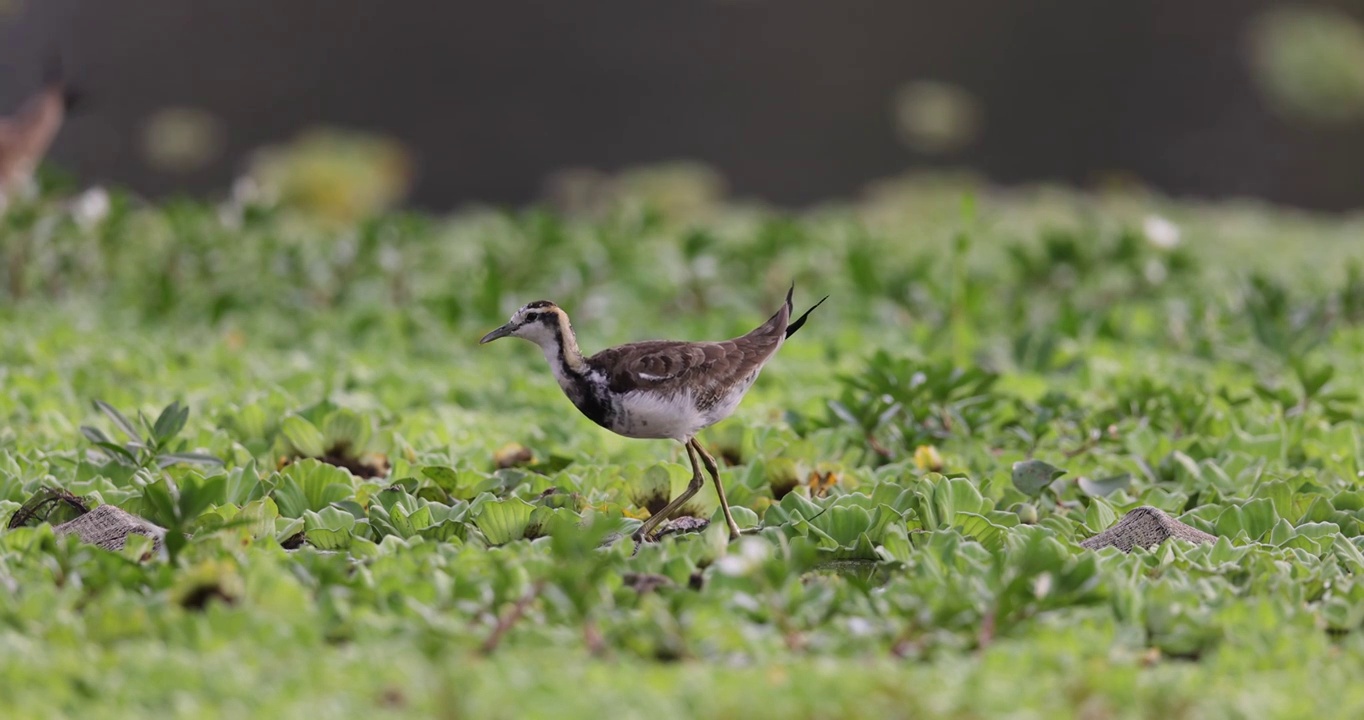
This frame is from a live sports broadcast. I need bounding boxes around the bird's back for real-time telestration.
[588,301,790,401]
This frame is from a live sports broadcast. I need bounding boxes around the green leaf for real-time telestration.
[955,511,1007,551]
[392,503,434,538]
[1238,498,1280,542]
[80,426,113,445]
[1083,498,1117,533]
[271,460,354,517]
[178,474,227,521]
[141,479,179,527]
[222,460,265,505]
[229,403,271,441]
[420,466,492,501]
[303,507,356,550]
[281,416,327,458]
[419,519,466,544]
[877,523,912,563]
[95,400,143,442]
[236,498,281,538]
[1252,479,1294,523]
[930,475,988,528]
[1214,505,1247,540]
[1334,535,1364,570]
[528,506,578,539]
[275,517,304,546]
[1285,522,1339,553]
[1295,360,1334,398]
[1011,459,1066,497]
[1334,491,1364,512]
[157,452,224,468]
[474,497,536,545]
[1268,517,1296,546]
[1300,494,1335,524]
[94,441,139,464]
[808,504,873,548]
[1168,451,1203,482]
[629,465,674,511]
[766,490,824,525]
[321,409,371,452]
[119,533,157,562]
[729,505,760,530]
[151,401,189,445]
[420,465,459,489]
[1078,474,1131,498]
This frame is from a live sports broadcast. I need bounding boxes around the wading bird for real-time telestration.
[0,57,81,209]
[480,287,826,542]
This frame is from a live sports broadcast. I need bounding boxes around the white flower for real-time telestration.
[1033,572,1054,599]
[715,536,772,576]
[1143,215,1181,249]
[72,187,111,229]
[232,176,272,206]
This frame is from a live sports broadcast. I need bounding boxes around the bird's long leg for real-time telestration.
[632,440,706,543]
[692,439,741,541]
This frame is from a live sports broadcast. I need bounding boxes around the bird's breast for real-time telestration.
[608,390,710,441]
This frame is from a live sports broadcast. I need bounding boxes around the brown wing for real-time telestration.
[589,341,719,394]
[0,119,17,165]
[3,92,64,159]
[589,298,791,397]
[588,339,776,401]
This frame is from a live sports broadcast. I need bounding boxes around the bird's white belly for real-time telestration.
[702,391,744,428]
[612,390,709,441]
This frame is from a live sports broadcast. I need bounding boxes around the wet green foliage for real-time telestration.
[5,176,1364,717]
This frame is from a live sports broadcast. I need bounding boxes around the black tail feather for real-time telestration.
[42,51,86,113]
[785,294,828,339]
[61,86,85,113]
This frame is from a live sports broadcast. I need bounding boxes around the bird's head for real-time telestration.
[479,300,567,348]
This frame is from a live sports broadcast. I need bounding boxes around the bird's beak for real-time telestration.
[479,324,512,344]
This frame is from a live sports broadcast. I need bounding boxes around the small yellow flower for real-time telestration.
[493,443,535,469]
[620,506,652,520]
[914,445,944,472]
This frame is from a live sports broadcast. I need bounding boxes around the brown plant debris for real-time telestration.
[279,443,390,479]
[53,504,166,552]
[621,572,675,594]
[179,582,238,610]
[6,486,89,530]
[655,516,711,538]
[1079,506,1216,552]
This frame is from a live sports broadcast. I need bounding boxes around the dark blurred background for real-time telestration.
[3,0,1364,212]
